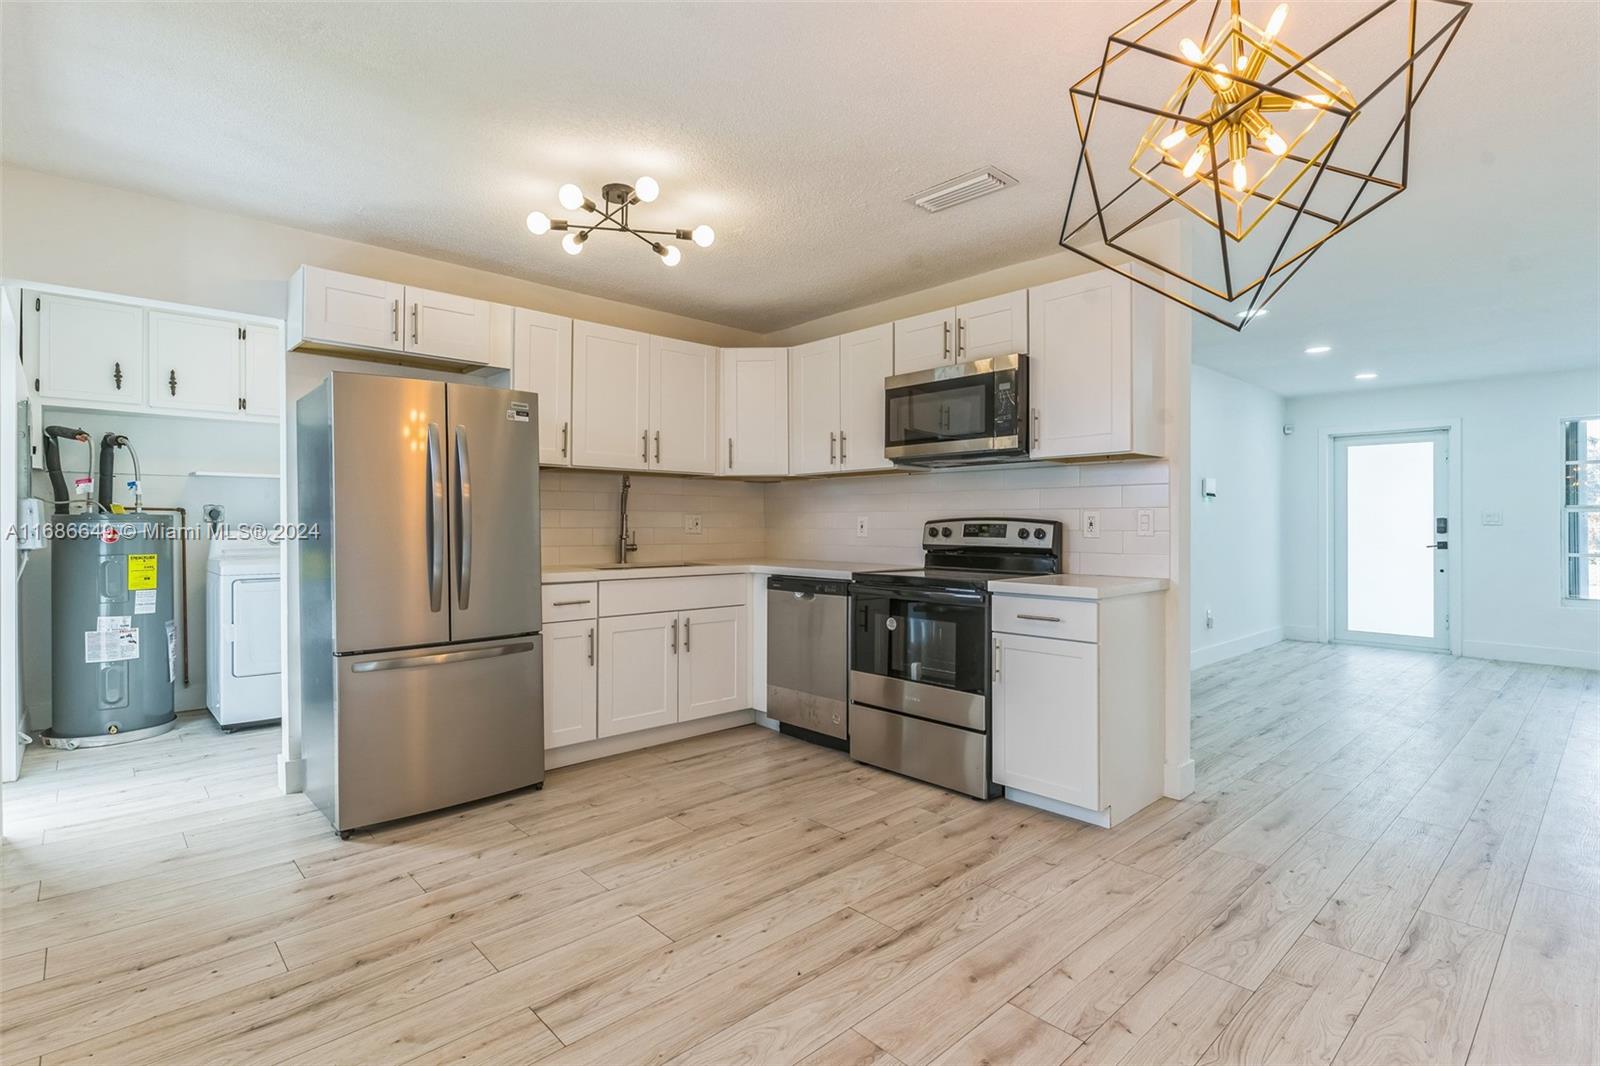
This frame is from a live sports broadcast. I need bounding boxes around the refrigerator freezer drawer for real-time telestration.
[319,636,544,832]
[849,702,991,800]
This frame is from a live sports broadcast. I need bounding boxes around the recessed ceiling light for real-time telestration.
[1354,372,1378,380]
[1236,308,1269,319]
[1304,345,1332,354]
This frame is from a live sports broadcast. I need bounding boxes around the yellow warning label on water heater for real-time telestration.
[127,554,158,590]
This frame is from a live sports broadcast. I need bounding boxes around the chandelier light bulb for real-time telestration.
[1179,37,1204,63]
[1265,131,1288,156]
[562,231,586,255]
[526,211,551,236]
[1160,128,1189,151]
[660,245,681,267]
[558,183,585,211]
[1264,3,1289,41]
[634,176,660,203]
[1182,143,1209,178]
[691,225,715,248]
[1231,159,1249,192]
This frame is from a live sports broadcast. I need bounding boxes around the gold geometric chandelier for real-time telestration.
[1060,0,1472,330]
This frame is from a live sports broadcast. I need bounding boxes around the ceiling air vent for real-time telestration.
[908,167,1018,213]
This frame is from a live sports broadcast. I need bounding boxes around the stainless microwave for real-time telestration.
[882,353,1029,467]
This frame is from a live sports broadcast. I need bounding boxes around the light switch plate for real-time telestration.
[856,516,869,537]
[683,514,703,535]
[1083,511,1100,539]
[1481,510,1503,526]
[1137,510,1154,536]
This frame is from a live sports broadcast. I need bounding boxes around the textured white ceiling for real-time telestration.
[2,1,1596,395]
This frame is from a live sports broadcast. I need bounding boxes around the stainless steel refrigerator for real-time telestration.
[296,372,543,834]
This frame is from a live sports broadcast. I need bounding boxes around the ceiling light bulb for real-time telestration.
[1179,38,1204,63]
[525,211,551,236]
[634,176,659,203]
[660,245,681,267]
[1265,132,1289,156]
[1354,371,1377,380]
[1182,143,1209,178]
[1211,62,1232,86]
[1231,159,1249,192]
[1295,93,1330,110]
[1304,345,1331,354]
[562,231,586,255]
[691,224,715,248]
[1236,54,1250,70]
[1264,3,1288,40]
[558,183,585,211]
[1159,128,1188,151]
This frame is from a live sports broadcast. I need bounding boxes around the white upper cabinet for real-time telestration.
[512,308,574,466]
[788,336,842,475]
[719,348,789,477]
[404,285,492,366]
[147,311,242,415]
[892,307,956,374]
[956,290,1028,362]
[571,320,650,471]
[838,324,894,473]
[31,292,145,406]
[1029,270,1165,459]
[292,266,405,354]
[649,336,718,475]
[241,323,283,419]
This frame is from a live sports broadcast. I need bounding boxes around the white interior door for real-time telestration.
[1333,430,1451,651]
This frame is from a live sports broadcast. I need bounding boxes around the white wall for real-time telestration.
[1283,368,1600,669]
[1189,366,1286,668]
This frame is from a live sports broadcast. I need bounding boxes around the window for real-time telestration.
[1564,416,1600,601]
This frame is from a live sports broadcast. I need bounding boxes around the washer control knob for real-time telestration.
[1035,527,1048,540]
[1017,528,1030,539]
[941,527,953,538]
[927,526,940,538]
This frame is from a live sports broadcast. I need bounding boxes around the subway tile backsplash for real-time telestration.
[541,460,1169,578]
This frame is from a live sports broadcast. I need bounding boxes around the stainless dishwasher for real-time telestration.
[766,576,850,748]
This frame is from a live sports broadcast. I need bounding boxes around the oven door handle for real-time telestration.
[850,584,987,606]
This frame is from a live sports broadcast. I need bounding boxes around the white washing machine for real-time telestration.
[206,537,282,730]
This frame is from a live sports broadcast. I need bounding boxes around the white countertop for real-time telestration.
[986,574,1170,600]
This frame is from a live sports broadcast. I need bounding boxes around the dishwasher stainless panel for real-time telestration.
[766,576,850,741]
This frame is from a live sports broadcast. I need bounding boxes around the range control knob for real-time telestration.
[941,527,953,538]
[1034,527,1048,540]
[1017,528,1030,539]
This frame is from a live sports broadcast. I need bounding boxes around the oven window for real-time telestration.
[851,591,988,695]
[886,376,994,446]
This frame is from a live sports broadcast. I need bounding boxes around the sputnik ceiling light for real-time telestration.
[1059,0,1471,330]
[526,178,714,266]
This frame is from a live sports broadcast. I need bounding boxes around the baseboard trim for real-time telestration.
[547,710,757,769]
[1283,625,1322,643]
[1164,758,1195,799]
[1191,627,1285,670]
[277,754,305,795]
[1462,640,1600,671]
[1003,787,1113,828]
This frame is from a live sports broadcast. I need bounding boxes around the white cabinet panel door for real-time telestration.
[404,286,491,366]
[678,606,747,722]
[838,324,894,473]
[512,308,573,466]
[992,632,1099,810]
[571,321,650,471]
[147,311,241,414]
[892,307,955,373]
[301,266,404,352]
[35,293,145,405]
[1029,272,1131,458]
[788,336,841,475]
[719,348,789,476]
[241,322,283,419]
[957,289,1028,362]
[598,611,679,737]
[544,618,598,749]
[649,336,718,475]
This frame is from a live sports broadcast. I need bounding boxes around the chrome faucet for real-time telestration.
[618,475,638,563]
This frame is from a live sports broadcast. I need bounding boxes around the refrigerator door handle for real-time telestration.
[351,641,537,673]
[455,425,472,611]
[426,422,445,613]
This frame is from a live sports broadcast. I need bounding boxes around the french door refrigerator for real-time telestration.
[297,372,543,834]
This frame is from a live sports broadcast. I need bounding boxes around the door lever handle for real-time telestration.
[1424,541,1448,549]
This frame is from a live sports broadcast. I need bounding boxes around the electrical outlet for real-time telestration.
[1481,510,1503,526]
[1205,608,1214,630]
[683,514,703,535]
[855,516,869,538]
[1083,511,1100,539]
[1137,509,1154,536]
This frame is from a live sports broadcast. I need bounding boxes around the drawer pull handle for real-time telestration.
[552,598,592,607]
[1017,613,1063,623]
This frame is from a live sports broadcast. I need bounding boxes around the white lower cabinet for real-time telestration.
[598,611,680,737]
[679,606,747,721]
[544,619,598,749]
[992,632,1099,810]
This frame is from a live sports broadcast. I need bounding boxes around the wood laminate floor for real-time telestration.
[1,642,1596,1066]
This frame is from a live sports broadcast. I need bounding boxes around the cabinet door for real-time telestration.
[992,632,1099,810]
[512,309,573,466]
[300,266,404,352]
[1029,272,1133,458]
[892,307,955,373]
[545,618,598,749]
[649,336,718,475]
[34,293,145,405]
[571,321,650,471]
[788,336,841,475]
[678,606,747,722]
[405,286,491,366]
[719,348,789,476]
[838,324,894,473]
[147,311,242,414]
[241,323,284,419]
[957,289,1028,361]
[597,611,678,737]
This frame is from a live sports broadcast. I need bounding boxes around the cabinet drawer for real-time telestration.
[992,595,1097,642]
[542,582,598,622]
[599,575,746,617]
